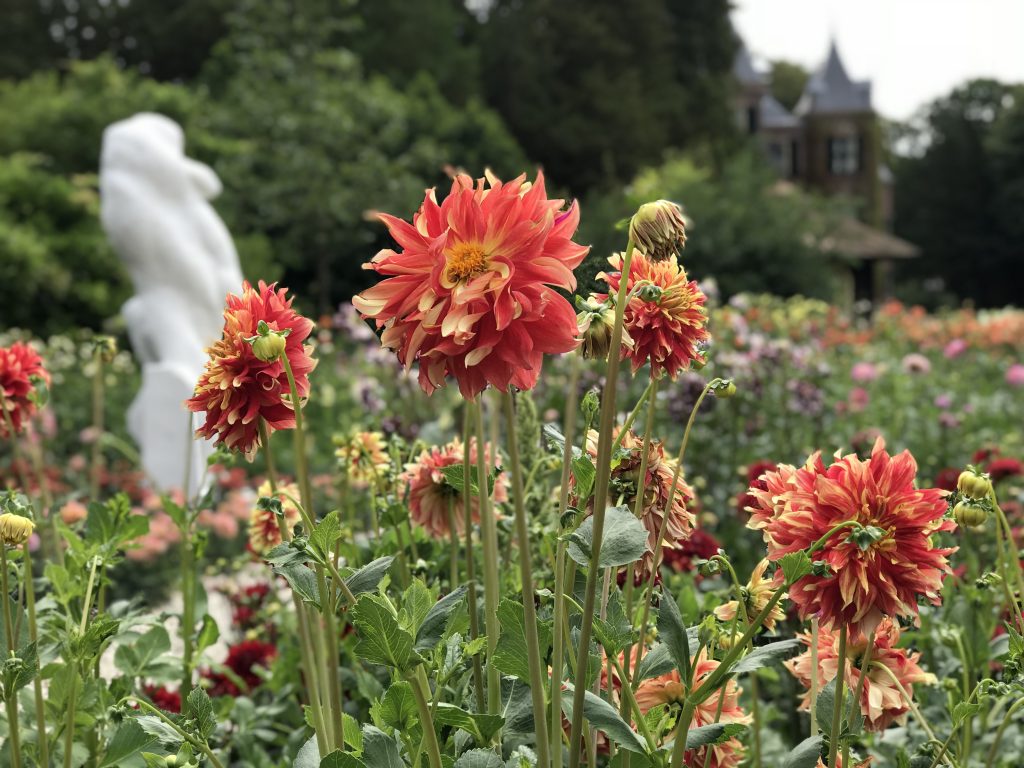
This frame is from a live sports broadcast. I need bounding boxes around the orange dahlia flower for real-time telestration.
[0,342,50,438]
[353,171,588,398]
[188,282,316,459]
[786,618,935,732]
[597,251,710,380]
[749,439,954,636]
[248,480,302,555]
[577,428,695,577]
[635,649,751,768]
[401,437,506,539]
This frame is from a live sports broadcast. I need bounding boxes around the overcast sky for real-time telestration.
[731,0,1024,120]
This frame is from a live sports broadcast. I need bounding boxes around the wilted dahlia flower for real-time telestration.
[597,251,710,380]
[749,438,954,636]
[577,428,695,577]
[786,618,935,732]
[401,437,506,539]
[248,480,302,555]
[188,282,316,460]
[354,171,589,398]
[635,649,751,768]
[0,341,50,438]
[714,558,786,644]
[336,430,390,487]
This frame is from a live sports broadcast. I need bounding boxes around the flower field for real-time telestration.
[1,180,1024,768]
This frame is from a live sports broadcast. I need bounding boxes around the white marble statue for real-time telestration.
[100,112,243,497]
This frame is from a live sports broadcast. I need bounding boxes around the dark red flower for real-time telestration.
[0,342,50,438]
[144,684,181,713]
[933,467,961,492]
[736,461,778,515]
[987,458,1023,482]
[663,527,721,574]
[205,639,277,697]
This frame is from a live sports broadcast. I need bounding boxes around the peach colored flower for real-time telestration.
[578,428,695,577]
[248,480,302,555]
[127,510,181,562]
[197,508,240,539]
[59,500,89,525]
[786,618,935,732]
[635,649,751,768]
[336,431,390,487]
[401,437,506,539]
[188,281,316,460]
[714,559,786,645]
[750,439,954,636]
[354,171,588,398]
[596,251,710,380]
[0,342,49,438]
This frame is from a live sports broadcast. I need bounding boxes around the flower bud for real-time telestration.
[629,200,688,262]
[636,283,664,303]
[576,298,617,361]
[251,331,288,362]
[0,512,34,546]
[953,500,988,528]
[713,380,737,399]
[957,469,992,500]
[94,335,118,363]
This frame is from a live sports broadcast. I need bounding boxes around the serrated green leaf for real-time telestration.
[360,725,404,768]
[561,682,647,754]
[321,751,365,768]
[952,701,981,726]
[454,749,504,768]
[730,639,801,675]
[779,551,813,584]
[566,505,648,569]
[571,454,596,502]
[273,562,321,609]
[493,599,551,682]
[434,704,505,744]
[656,589,692,674]
[115,625,172,678]
[135,716,183,747]
[185,687,216,740]
[345,557,395,596]
[351,594,417,671]
[815,677,838,737]
[372,681,418,735]
[309,511,343,563]
[98,720,157,768]
[400,579,435,636]
[342,712,362,750]
[593,590,634,654]
[416,586,467,652]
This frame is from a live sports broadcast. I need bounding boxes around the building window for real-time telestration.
[790,139,799,177]
[767,141,784,173]
[747,106,758,134]
[828,136,860,175]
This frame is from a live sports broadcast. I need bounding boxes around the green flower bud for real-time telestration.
[629,200,689,262]
[953,500,988,528]
[251,331,288,362]
[957,469,992,500]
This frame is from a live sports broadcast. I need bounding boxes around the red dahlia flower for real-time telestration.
[401,437,507,539]
[143,684,181,713]
[0,342,50,438]
[188,281,316,459]
[354,171,589,398]
[205,639,277,697]
[749,439,954,636]
[736,460,778,515]
[596,251,710,380]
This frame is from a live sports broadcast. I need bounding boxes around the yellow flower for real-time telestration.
[0,513,35,546]
[714,559,786,646]
[336,431,390,487]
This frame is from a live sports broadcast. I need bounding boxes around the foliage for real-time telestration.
[770,60,809,112]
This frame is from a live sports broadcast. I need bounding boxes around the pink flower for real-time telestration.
[1006,364,1024,388]
[850,362,878,383]
[900,353,931,375]
[943,339,968,359]
[848,387,870,412]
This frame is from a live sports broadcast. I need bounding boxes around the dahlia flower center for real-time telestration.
[445,241,490,283]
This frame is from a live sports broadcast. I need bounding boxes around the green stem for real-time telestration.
[985,697,1024,768]
[409,666,444,768]
[669,700,697,768]
[472,399,503,721]
[181,534,195,701]
[462,406,486,715]
[24,543,48,767]
[446,498,459,589]
[844,628,875,768]
[63,665,77,768]
[809,618,820,734]
[131,698,226,768]
[826,626,847,768]
[568,239,636,768]
[1,545,22,768]
[89,352,104,500]
[502,392,551,768]
[550,354,580,768]
[80,556,100,635]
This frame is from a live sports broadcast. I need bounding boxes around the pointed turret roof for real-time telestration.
[733,41,767,89]
[795,40,872,115]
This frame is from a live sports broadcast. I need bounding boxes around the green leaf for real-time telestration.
[434,704,505,744]
[197,614,220,654]
[565,505,648,569]
[360,725,404,768]
[815,678,837,737]
[730,639,801,675]
[115,625,172,678]
[493,599,551,682]
[309,511,343,563]
[952,701,982,727]
[454,749,504,768]
[561,682,647,754]
[439,464,497,496]
[345,556,395,596]
[655,589,692,674]
[400,579,435,636]
[185,687,216,741]
[142,754,169,768]
[593,590,634,654]
[342,713,363,750]
[636,643,676,682]
[322,751,365,768]
[98,721,157,768]
[783,735,824,768]
[416,586,467,652]
[684,723,746,749]
[274,562,321,609]
[372,681,419,735]
[571,454,596,502]
[3,641,38,692]
[135,716,183,747]
[779,551,813,584]
[351,594,417,671]
[295,735,320,768]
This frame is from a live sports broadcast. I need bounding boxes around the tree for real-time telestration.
[893,79,1023,307]
[770,60,809,112]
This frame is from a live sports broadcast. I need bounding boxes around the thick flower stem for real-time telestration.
[472,399,503,721]
[181,534,196,705]
[503,391,551,768]
[669,700,697,768]
[1,545,22,768]
[809,618,820,733]
[827,626,848,768]
[89,351,105,500]
[843,628,875,768]
[568,239,636,768]
[409,665,444,768]
[550,354,580,768]
[461,407,486,714]
[23,543,48,767]
[985,697,1024,768]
